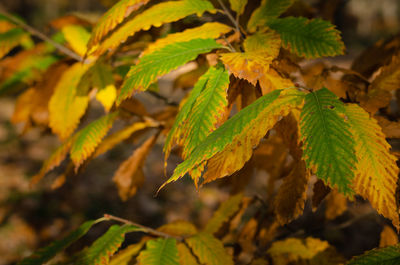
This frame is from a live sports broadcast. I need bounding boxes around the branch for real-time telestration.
[216,0,244,39]
[147,90,179,106]
[104,214,184,241]
[0,9,83,62]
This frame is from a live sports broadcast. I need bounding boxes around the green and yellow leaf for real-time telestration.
[75,224,139,265]
[70,111,119,170]
[91,0,216,56]
[137,238,180,265]
[347,244,400,265]
[177,243,199,265]
[87,0,150,50]
[229,0,248,16]
[247,0,294,32]
[62,25,90,56]
[268,17,345,58]
[300,88,356,195]
[243,30,281,58]
[18,219,104,265]
[0,27,27,59]
[186,233,234,265]
[143,22,232,55]
[49,62,91,140]
[158,221,198,238]
[345,104,399,229]
[118,38,224,104]
[113,133,159,201]
[161,88,305,189]
[109,241,146,265]
[91,62,117,111]
[204,193,243,234]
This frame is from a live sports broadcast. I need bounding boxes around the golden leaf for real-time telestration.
[346,104,400,229]
[61,25,90,56]
[49,62,91,140]
[158,221,198,237]
[370,54,400,91]
[259,68,293,95]
[177,243,199,265]
[324,189,347,220]
[379,225,399,247]
[243,30,281,58]
[274,161,309,225]
[113,133,158,200]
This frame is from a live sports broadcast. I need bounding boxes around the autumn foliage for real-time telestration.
[1,0,400,264]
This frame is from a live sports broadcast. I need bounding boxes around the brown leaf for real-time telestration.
[358,88,392,114]
[376,116,400,138]
[324,190,347,220]
[379,225,399,247]
[312,179,331,211]
[113,133,159,201]
[274,161,309,225]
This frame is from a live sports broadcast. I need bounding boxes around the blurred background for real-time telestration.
[0,0,399,264]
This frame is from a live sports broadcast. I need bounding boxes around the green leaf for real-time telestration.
[186,233,234,265]
[267,17,345,58]
[137,238,180,265]
[18,219,103,265]
[91,0,216,56]
[347,244,400,265]
[75,224,139,265]
[117,38,224,104]
[70,111,119,169]
[204,193,243,234]
[160,88,304,189]
[299,88,356,195]
[247,0,294,31]
[0,27,27,59]
[87,0,150,50]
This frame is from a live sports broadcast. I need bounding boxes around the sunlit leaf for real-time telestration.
[247,0,294,31]
[62,25,90,56]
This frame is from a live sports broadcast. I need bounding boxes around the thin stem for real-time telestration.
[147,90,178,106]
[0,9,83,62]
[216,0,243,39]
[104,214,184,241]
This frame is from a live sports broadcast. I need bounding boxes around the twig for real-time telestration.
[216,0,243,39]
[104,214,184,241]
[147,90,178,106]
[222,34,236,52]
[0,9,83,62]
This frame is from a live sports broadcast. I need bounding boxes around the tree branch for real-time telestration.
[104,214,184,241]
[0,9,83,62]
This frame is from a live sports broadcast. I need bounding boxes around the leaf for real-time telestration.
[143,22,232,56]
[370,54,400,92]
[158,221,198,237]
[247,0,294,31]
[109,241,145,265]
[204,193,243,234]
[324,189,347,220]
[345,104,400,229]
[186,232,234,265]
[267,17,345,58]
[300,88,356,195]
[268,237,343,265]
[177,243,199,265]
[243,30,281,58]
[259,68,294,95]
[380,225,399,248]
[229,0,248,16]
[113,133,159,201]
[87,0,150,50]
[274,161,309,225]
[76,224,139,265]
[118,39,224,104]
[137,238,180,265]
[70,111,119,170]
[17,219,103,265]
[91,62,117,112]
[91,0,216,56]
[62,25,90,56]
[0,27,27,59]
[94,121,157,158]
[347,244,400,265]
[161,88,305,189]
[49,62,91,140]
[179,65,230,160]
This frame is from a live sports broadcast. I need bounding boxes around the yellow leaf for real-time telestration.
[201,89,304,185]
[49,62,91,140]
[243,30,281,58]
[220,52,273,86]
[87,0,150,50]
[96,84,117,112]
[177,243,199,265]
[324,189,347,220]
[158,221,198,237]
[370,54,400,91]
[268,237,343,265]
[113,133,159,200]
[142,22,232,56]
[345,104,400,229]
[228,0,247,16]
[379,225,399,247]
[62,25,91,56]
[109,241,146,265]
[186,233,234,265]
[90,62,117,111]
[259,68,294,95]
[94,120,157,158]
[90,0,215,56]
[274,161,309,225]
